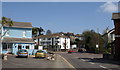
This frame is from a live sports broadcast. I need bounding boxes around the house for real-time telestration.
[107,28,115,43]
[1,22,34,55]
[102,28,115,54]
[33,34,70,51]
[103,28,115,43]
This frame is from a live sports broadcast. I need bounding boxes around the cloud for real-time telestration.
[99,2,118,13]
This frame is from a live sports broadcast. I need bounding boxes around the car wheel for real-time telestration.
[26,56,28,58]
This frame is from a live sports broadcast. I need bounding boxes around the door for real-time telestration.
[7,43,13,53]
[18,45,22,50]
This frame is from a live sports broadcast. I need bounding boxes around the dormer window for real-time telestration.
[6,30,10,36]
[23,31,26,37]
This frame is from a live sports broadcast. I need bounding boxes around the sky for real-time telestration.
[2,2,118,34]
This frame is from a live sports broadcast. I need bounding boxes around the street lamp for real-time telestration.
[96,44,99,53]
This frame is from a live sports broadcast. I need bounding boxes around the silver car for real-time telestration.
[17,49,28,58]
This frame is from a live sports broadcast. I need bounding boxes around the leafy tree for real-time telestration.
[32,27,39,36]
[0,17,13,53]
[32,27,44,36]
[82,30,104,53]
[32,27,44,46]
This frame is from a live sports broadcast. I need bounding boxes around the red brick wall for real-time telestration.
[114,20,120,60]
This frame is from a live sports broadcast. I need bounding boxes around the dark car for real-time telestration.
[17,49,28,58]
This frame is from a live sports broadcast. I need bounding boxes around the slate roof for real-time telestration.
[2,37,34,43]
[33,34,69,39]
[3,22,32,28]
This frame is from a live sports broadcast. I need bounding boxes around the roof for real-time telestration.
[33,34,69,39]
[2,37,34,43]
[102,28,115,37]
[3,21,32,28]
[112,13,120,20]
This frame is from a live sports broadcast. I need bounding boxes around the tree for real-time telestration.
[32,27,44,46]
[46,29,52,35]
[0,17,13,53]
[38,27,44,36]
[32,27,40,36]
[82,30,104,53]
[32,27,44,37]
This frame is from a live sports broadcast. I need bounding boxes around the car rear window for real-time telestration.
[37,51,44,53]
[19,50,27,52]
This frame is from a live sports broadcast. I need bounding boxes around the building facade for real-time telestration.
[34,34,70,51]
[2,22,34,55]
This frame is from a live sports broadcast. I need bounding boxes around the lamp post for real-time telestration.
[96,44,99,53]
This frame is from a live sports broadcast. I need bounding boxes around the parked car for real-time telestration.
[35,50,47,58]
[17,49,28,58]
[78,48,86,52]
[68,50,75,53]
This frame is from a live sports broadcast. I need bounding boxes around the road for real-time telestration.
[1,52,120,70]
[2,54,75,70]
[58,52,120,70]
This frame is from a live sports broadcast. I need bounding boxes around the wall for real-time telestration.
[12,43,34,55]
[60,37,70,49]
[37,37,70,50]
[3,27,32,38]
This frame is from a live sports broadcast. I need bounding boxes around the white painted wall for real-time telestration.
[37,37,70,50]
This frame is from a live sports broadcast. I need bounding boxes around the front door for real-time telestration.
[7,43,13,53]
[18,45,22,50]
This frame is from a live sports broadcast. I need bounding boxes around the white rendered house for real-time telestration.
[33,34,70,51]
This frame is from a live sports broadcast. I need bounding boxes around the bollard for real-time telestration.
[4,55,7,60]
[47,52,56,61]
[2,54,7,60]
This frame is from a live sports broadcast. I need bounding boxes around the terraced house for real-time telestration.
[1,22,34,55]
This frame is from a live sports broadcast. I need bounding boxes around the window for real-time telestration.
[2,43,7,50]
[23,31,26,37]
[43,38,46,40]
[47,38,51,40]
[56,37,59,39]
[26,46,29,49]
[34,45,38,49]
[6,30,10,36]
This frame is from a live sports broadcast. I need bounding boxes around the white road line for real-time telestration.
[89,62,95,64]
[99,65,107,69]
[58,55,75,69]
[108,69,112,70]
[81,59,86,61]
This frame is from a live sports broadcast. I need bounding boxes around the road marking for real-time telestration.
[89,62,95,64]
[108,69,112,70]
[58,55,75,69]
[99,65,107,69]
[81,59,86,61]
